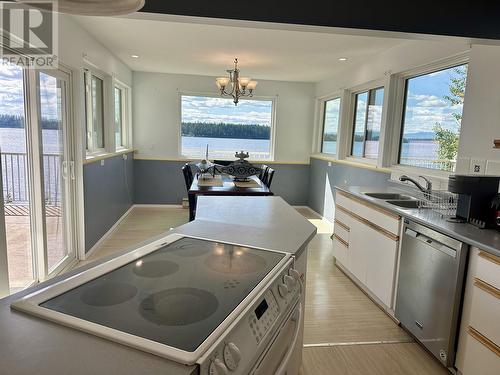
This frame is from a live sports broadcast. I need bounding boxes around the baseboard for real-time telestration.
[133,204,184,208]
[293,205,333,224]
[83,205,135,260]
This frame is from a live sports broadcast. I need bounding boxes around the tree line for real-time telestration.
[182,122,270,140]
[0,114,59,130]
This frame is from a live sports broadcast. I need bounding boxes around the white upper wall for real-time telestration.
[59,15,132,85]
[133,72,315,163]
[458,44,500,174]
[316,39,469,97]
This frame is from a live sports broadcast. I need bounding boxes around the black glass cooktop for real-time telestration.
[40,238,285,352]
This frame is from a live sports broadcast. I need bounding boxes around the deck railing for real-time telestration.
[1,152,61,205]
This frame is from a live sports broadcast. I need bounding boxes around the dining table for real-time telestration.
[187,174,273,221]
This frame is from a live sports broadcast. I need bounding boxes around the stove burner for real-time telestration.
[205,251,267,274]
[80,282,137,307]
[169,241,211,257]
[133,260,179,278]
[139,288,218,326]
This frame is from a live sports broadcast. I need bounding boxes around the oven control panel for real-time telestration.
[248,290,279,344]
[200,262,302,375]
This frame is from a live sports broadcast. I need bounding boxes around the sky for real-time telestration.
[402,64,466,135]
[2,64,466,135]
[0,65,59,119]
[181,95,273,126]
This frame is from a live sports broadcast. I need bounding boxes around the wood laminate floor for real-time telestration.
[73,205,447,374]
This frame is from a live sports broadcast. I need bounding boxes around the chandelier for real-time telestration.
[215,58,258,106]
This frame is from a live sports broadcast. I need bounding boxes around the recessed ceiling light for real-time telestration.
[338,57,348,61]
[131,54,139,58]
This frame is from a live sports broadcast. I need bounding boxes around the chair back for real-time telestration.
[264,167,275,189]
[182,163,193,191]
[259,164,269,181]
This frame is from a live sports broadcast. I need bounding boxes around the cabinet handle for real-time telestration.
[337,205,399,242]
[334,219,350,232]
[474,278,500,300]
[478,251,500,266]
[468,326,500,357]
[333,234,349,249]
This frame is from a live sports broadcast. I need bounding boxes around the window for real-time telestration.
[351,87,384,160]
[114,86,123,149]
[180,95,274,160]
[321,98,341,155]
[399,64,468,172]
[85,71,105,153]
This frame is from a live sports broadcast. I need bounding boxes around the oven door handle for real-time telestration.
[274,302,302,375]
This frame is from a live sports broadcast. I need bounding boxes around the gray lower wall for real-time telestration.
[133,160,310,206]
[84,152,134,252]
[308,158,391,221]
[84,155,394,252]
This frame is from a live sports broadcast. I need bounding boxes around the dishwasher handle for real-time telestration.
[404,228,457,258]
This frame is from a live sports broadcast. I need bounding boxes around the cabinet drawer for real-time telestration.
[476,252,500,290]
[332,235,349,267]
[470,278,500,346]
[336,191,401,235]
[460,327,500,375]
[334,219,350,243]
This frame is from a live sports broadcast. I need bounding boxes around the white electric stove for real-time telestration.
[12,234,303,375]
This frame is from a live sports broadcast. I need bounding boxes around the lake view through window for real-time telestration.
[399,64,468,171]
[180,95,273,160]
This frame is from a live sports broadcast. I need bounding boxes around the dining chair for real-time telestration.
[259,164,269,182]
[264,167,275,189]
[182,163,196,221]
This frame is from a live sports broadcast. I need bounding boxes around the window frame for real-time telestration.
[84,68,107,155]
[346,80,386,165]
[113,80,132,151]
[320,96,342,156]
[390,54,470,175]
[177,91,278,161]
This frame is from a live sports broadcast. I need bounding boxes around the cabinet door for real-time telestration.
[364,225,398,307]
[347,219,368,284]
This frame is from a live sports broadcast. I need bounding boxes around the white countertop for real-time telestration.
[0,196,316,375]
[336,185,500,258]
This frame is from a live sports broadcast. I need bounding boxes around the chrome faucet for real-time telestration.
[399,175,433,195]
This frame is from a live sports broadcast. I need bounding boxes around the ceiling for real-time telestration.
[139,0,500,41]
[73,15,411,82]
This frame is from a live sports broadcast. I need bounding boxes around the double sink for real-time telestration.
[363,192,423,209]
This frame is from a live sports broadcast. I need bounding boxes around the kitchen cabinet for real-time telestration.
[333,191,401,308]
[456,248,500,375]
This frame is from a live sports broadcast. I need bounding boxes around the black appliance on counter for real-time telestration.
[447,175,500,228]
[492,194,500,229]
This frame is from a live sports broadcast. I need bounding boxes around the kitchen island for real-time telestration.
[0,196,316,375]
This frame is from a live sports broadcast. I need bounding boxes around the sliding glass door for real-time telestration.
[0,65,76,296]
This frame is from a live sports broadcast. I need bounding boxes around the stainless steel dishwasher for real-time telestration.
[395,220,468,368]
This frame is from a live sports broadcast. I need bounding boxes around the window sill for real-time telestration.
[310,154,391,173]
[84,149,134,165]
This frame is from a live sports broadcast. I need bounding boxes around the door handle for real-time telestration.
[62,161,68,180]
[69,161,75,180]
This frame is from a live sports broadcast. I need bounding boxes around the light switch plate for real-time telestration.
[469,158,486,174]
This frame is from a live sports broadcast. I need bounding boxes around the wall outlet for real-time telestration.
[100,159,105,167]
[486,160,500,175]
[123,154,128,160]
[469,158,486,174]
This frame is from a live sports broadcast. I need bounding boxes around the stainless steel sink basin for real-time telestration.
[386,200,421,209]
[364,192,414,200]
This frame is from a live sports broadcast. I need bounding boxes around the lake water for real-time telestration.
[182,136,271,159]
[1,128,61,203]
[322,140,439,160]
